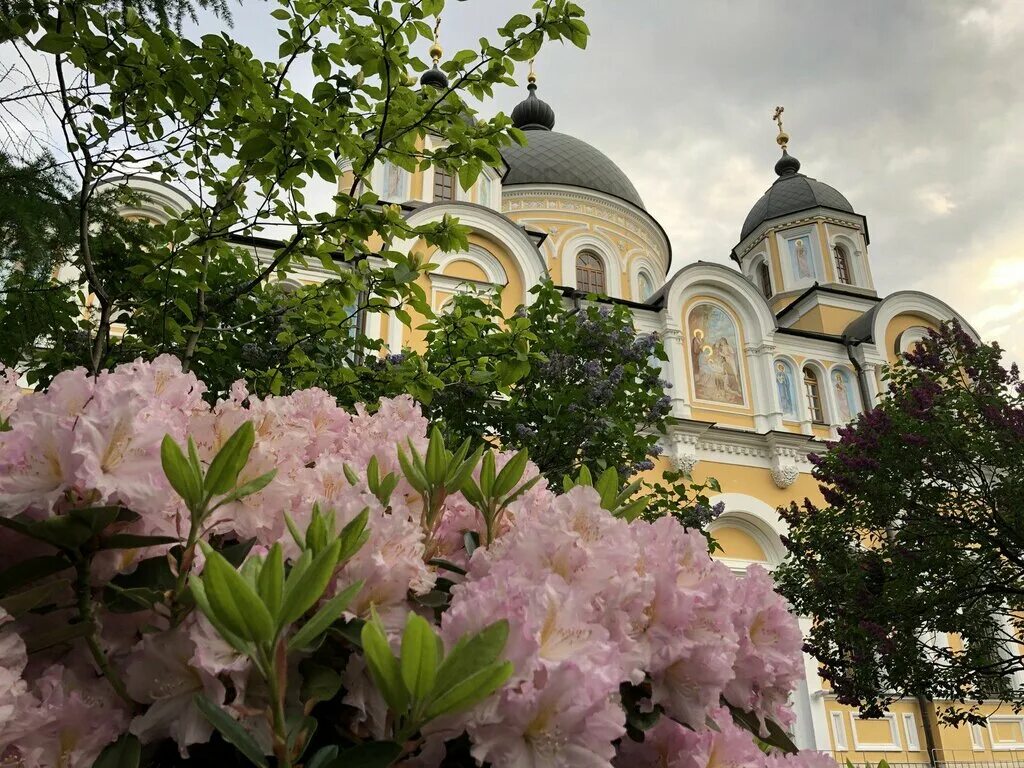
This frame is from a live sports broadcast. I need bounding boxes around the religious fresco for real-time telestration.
[381,163,408,201]
[832,368,858,422]
[688,303,744,405]
[787,235,815,280]
[774,359,799,419]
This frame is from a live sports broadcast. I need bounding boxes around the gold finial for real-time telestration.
[773,105,789,149]
[528,58,537,85]
[429,15,443,62]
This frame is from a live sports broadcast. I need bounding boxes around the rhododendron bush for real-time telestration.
[0,357,833,768]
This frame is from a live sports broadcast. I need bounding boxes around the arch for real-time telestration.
[629,252,661,302]
[432,244,508,286]
[829,233,868,288]
[272,278,303,293]
[708,492,788,568]
[866,291,980,352]
[637,270,655,302]
[558,231,623,297]
[100,175,198,224]
[576,250,606,294]
[895,325,931,356]
[801,361,830,424]
[833,243,853,286]
[664,262,776,343]
[686,301,746,407]
[827,364,860,423]
[773,356,802,421]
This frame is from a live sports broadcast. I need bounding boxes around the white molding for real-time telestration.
[101,175,198,223]
[867,291,980,350]
[559,231,624,297]
[433,243,508,286]
[707,493,788,566]
[987,716,1024,751]
[849,712,902,752]
[735,208,866,261]
[902,712,921,752]
[664,262,777,342]
[501,185,670,277]
[830,711,849,751]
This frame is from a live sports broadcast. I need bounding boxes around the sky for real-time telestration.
[214,0,1024,362]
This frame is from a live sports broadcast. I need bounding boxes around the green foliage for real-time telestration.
[420,280,672,485]
[0,0,589,404]
[361,611,513,743]
[776,321,1024,726]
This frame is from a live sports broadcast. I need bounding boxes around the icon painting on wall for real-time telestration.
[775,360,799,419]
[833,369,858,423]
[688,303,744,405]
[788,235,815,280]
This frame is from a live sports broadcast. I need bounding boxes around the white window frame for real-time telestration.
[971,723,986,751]
[987,716,1024,751]
[849,712,902,752]
[902,712,920,751]
[830,711,849,751]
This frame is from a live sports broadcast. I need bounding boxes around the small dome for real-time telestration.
[511,82,555,131]
[420,64,448,90]
[501,130,645,210]
[741,150,854,240]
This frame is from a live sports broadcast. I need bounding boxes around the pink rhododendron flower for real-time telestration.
[0,366,23,421]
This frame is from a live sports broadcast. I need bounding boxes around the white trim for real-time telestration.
[100,175,198,223]
[849,712,902,752]
[432,244,508,285]
[559,232,623,298]
[830,711,849,751]
[902,712,921,752]
[868,291,981,351]
[971,722,986,751]
[987,716,1024,751]
[800,359,833,428]
[707,493,788,566]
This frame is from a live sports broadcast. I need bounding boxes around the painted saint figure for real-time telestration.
[776,361,796,418]
[834,371,854,422]
[687,303,744,405]
[792,237,813,280]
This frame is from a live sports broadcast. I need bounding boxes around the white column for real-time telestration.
[661,328,692,419]
[744,342,776,432]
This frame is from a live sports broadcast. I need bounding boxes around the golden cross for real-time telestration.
[528,58,536,84]
[772,106,785,133]
[433,15,442,41]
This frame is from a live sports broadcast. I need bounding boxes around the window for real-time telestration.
[576,250,606,294]
[638,271,654,301]
[803,367,825,423]
[902,713,920,751]
[830,711,849,751]
[758,261,772,299]
[834,245,852,285]
[433,168,454,201]
[971,723,986,751]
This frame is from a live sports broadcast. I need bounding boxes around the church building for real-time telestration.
[126,60,1009,766]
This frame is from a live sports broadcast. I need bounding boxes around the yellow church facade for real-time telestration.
[125,72,1017,764]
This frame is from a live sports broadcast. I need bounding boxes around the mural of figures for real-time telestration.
[687,303,744,405]
[788,236,815,280]
[775,360,799,419]
[381,163,408,201]
[832,368,859,422]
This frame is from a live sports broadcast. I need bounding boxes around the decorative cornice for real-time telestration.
[737,211,865,261]
[661,421,820,475]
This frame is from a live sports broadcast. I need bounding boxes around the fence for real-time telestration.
[831,749,1024,767]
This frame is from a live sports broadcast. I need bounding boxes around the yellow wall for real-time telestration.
[713,526,768,561]
[443,259,489,282]
[884,313,939,364]
[788,305,865,336]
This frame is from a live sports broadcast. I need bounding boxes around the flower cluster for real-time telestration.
[0,357,831,768]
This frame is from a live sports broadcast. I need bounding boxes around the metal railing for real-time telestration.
[831,749,1024,767]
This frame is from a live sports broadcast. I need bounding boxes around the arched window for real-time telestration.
[834,245,852,285]
[831,367,860,422]
[758,261,772,299]
[637,271,655,301]
[433,168,454,201]
[688,303,745,406]
[576,250,606,294]
[803,367,825,423]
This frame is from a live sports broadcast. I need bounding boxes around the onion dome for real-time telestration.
[501,66,645,210]
[511,70,555,131]
[740,108,855,240]
[419,21,448,89]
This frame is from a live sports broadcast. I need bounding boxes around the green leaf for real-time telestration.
[332,741,403,768]
[0,555,69,596]
[305,745,338,768]
[289,580,362,650]
[197,543,274,645]
[24,621,91,654]
[337,508,370,564]
[361,613,410,714]
[724,700,798,755]
[0,578,69,617]
[257,543,284,620]
[98,533,179,550]
[425,426,445,485]
[299,662,343,707]
[280,540,341,627]
[205,422,255,497]
[433,619,509,697]
[194,695,269,768]
[161,435,202,510]
[423,661,512,720]
[191,579,249,653]
[217,470,277,506]
[400,612,440,702]
[92,733,141,768]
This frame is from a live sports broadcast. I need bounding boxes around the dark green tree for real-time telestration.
[414,280,672,483]
[775,321,1024,727]
[0,0,589,402]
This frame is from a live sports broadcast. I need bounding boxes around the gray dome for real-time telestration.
[741,169,855,241]
[501,130,645,210]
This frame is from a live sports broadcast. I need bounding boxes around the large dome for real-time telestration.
[740,150,854,240]
[501,130,646,211]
